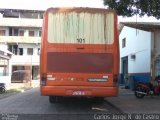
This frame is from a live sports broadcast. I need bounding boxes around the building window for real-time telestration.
[29,31,35,36]
[37,48,40,55]
[122,38,126,48]
[0,30,6,36]
[9,28,19,36]
[8,45,18,55]
[39,13,43,19]
[9,28,13,36]
[19,48,23,55]
[27,48,33,55]
[39,31,42,37]
[13,28,18,36]
[19,30,24,36]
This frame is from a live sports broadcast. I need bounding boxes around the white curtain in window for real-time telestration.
[48,12,114,44]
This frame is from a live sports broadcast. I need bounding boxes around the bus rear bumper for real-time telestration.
[41,86,118,97]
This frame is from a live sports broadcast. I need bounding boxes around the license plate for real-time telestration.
[72,91,85,96]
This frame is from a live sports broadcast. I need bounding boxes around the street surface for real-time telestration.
[0,88,122,120]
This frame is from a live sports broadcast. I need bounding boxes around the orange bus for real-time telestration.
[40,7,119,103]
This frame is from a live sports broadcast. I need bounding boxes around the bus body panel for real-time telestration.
[41,86,118,97]
[40,7,119,97]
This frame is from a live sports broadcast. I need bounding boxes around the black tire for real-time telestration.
[0,87,5,94]
[135,86,145,99]
[49,96,59,103]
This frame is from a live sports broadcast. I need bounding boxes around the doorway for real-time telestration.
[121,56,128,87]
[32,66,40,80]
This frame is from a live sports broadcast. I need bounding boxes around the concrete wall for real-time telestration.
[119,26,152,85]
[0,44,12,87]
[0,13,2,18]
[18,43,40,55]
[1,27,41,37]
[25,28,41,37]
[0,76,11,89]
[0,18,42,27]
[0,43,8,50]
[11,43,40,66]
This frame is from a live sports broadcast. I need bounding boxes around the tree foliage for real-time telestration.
[103,0,160,19]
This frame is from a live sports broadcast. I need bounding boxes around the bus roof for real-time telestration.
[45,7,116,15]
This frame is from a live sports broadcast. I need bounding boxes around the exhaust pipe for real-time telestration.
[135,91,147,95]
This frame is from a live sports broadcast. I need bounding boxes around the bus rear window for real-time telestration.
[48,12,114,44]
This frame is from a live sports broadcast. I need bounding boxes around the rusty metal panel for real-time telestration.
[47,52,113,73]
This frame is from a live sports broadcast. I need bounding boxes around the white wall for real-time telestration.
[0,44,12,86]
[0,43,8,50]
[18,43,40,55]
[0,76,11,89]
[1,27,41,37]
[0,13,2,18]
[27,28,41,37]
[11,56,39,66]
[11,43,40,66]
[119,26,151,74]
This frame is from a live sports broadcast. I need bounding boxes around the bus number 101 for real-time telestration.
[77,38,85,44]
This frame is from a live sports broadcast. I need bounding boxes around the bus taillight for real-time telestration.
[41,73,47,86]
[113,74,118,84]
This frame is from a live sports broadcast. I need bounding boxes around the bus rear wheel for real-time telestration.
[49,96,59,103]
